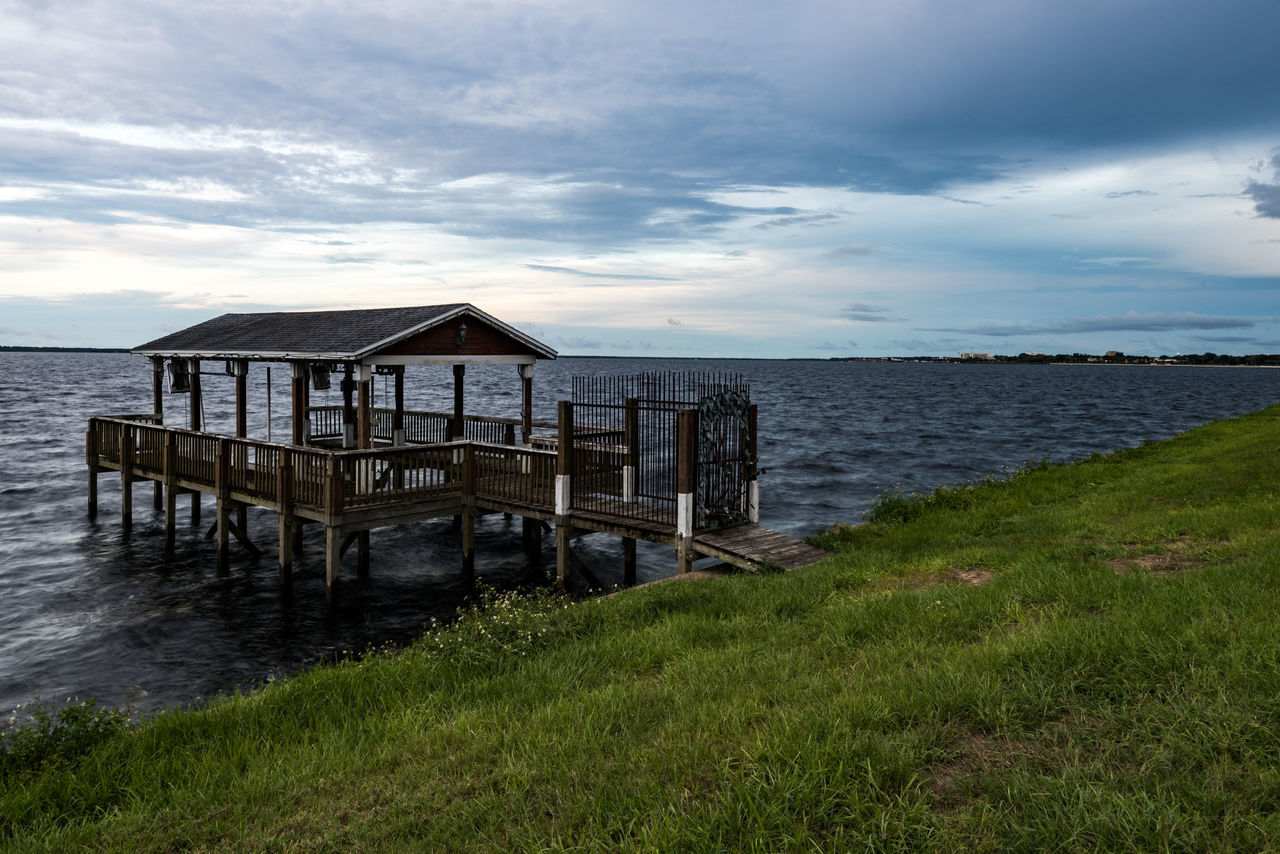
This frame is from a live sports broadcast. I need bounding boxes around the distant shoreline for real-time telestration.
[2,347,1278,367]
[0,345,130,353]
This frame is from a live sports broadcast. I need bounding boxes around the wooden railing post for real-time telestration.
[519,363,534,445]
[325,453,344,524]
[392,366,405,446]
[675,408,698,574]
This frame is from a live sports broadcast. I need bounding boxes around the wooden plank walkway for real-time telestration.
[693,524,829,571]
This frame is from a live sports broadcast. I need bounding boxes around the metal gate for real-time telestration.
[569,372,751,528]
[695,388,753,529]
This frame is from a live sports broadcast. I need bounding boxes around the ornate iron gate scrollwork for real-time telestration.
[696,389,751,529]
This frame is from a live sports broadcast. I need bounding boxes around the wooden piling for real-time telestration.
[215,438,230,574]
[277,455,293,586]
[357,531,370,578]
[151,359,164,511]
[555,400,573,589]
[357,364,372,450]
[392,366,405,446]
[462,507,475,579]
[556,522,571,590]
[519,363,534,444]
[164,431,177,552]
[675,409,697,574]
[119,427,133,531]
[234,360,248,534]
[189,359,202,526]
[325,524,341,602]
[623,537,637,586]
[522,517,542,560]
[324,454,343,601]
[452,364,466,440]
[86,426,98,520]
[461,443,476,578]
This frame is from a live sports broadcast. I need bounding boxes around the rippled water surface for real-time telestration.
[1,353,1276,713]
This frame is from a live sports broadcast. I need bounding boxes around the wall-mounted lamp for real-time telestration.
[456,321,468,347]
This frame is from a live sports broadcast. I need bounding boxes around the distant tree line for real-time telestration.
[998,352,1280,366]
[834,352,1280,366]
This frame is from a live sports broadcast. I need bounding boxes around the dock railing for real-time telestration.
[88,396,731,532]
[88,416,559,520]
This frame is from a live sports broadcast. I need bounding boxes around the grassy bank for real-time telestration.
[5,405,1280,850]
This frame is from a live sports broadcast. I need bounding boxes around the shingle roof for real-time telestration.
[132,304,556,361]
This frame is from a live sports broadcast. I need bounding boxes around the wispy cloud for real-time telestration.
[524,264,679,281]
[840,303,895,322]
[827,244,878,259]
[753,212,840,230]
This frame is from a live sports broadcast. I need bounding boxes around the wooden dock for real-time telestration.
[693,524,829,571]
[88,306,826,602]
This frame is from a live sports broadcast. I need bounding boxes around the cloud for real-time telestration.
[556,336,604,350]
[753,212,840,230]
[524,264,679,281]
[667,318,683,326]
[840,303,894,322]
[1246,152,1280,218]
[935,312,1256,337]
[1188,335,1263,344]
[1106,190,1157,199]
[826,244,878,259]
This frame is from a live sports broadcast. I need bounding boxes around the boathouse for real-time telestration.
[86,304,825,600]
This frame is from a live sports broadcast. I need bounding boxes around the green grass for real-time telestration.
[5,404,1280,851]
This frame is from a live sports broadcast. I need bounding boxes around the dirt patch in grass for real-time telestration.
[927,731,1020,807]
[862,566,996,596]
[1108,539,1206,575]
[946,567,994,585]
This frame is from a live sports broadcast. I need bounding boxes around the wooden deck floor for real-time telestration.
[693,524,829,571]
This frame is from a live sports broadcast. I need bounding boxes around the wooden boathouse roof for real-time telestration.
[132,303,556,364]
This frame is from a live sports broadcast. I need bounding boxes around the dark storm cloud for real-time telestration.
[794,0,1280,150]
[2,0,1278,247]
[936,313,1256,337]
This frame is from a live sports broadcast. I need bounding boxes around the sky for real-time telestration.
[1,0,1279,358]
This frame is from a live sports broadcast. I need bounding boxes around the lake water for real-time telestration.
[1,353,1276,715]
